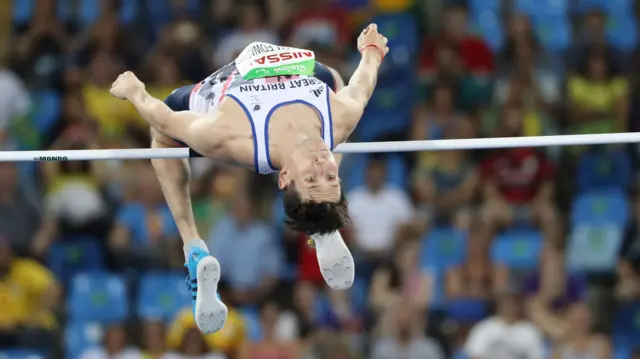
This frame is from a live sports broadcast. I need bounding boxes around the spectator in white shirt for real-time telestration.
[465,290,545,359]
[213,2,279,67]
[347,157,415,261]
[80,325,144,359]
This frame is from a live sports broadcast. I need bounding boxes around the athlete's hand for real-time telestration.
[357,24,389,60]
[110,71,145,100]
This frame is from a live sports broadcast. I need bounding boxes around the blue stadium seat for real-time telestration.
[12,0,71,23]
[421,228,467,271]
[490,230,543,270]
[469,0,500,16]
[65,321,103,359]
[31,90,61,136]
[372,13,419,60]
[608,15,638,51]
[534,15,571,52]
[613,343,632,359]
[471,11,504,52]
[68,272,129,323]
[446,298,489,323]
[47,237,104,287]
[578,0,633,14]
[567,224,625,272]
[577,147,632,193]
[137,272,190,322]
[240,308,263,342]
[571,189,629,226]
[78,0,138,28]
[613,301,640,346]
[515,0,569,18]
[0,349,45,359]
[428,269,447,310]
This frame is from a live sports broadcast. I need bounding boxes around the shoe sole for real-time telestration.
[194,256,228,334]
[313,233,355,290]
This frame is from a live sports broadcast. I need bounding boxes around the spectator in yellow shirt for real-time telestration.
[0,239,60,352]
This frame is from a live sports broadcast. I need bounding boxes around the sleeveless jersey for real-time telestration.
[189,64,334,175]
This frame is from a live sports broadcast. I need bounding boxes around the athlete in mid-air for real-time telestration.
[110,24,389,334]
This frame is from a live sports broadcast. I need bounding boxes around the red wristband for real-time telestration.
[359,43,385,63]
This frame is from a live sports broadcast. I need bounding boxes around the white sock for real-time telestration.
[183,238,209,262]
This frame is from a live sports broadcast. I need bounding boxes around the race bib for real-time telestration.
[235,42,316,80]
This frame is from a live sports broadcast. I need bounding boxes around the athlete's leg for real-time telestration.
[154,89,228,333]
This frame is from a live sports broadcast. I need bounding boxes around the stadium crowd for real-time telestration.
[1,0,640,358]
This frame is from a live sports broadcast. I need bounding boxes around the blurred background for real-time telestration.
[0,0,640,358]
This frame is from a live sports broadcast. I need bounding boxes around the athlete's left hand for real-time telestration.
[110,71,146,100]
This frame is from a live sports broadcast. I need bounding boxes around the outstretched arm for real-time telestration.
[150,129,200,241]
[334,24,388,140]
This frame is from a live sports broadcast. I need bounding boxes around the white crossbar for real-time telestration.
[1,132,638,161]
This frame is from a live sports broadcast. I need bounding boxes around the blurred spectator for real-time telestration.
[411,82,474,171]
[419,4,493,78]
[141,320,167,359]
[287,0,350,52]
[193,167,240,239]
[372,298,445,359]
[144,55,188,106]
[370,239,433,313]
[0,162,40,253]
[238,301,300,359]
[476,113,560,246]
[168,281,246,358]
[571,9,629,72]
[164,327,227,359]
[348,157,416,265]
[210,192,282,305]
[412,132,477,230]
[277,282,323,340]
[0,240,59,352]
[83,51,140,140]
[0,67,31,132]
[214,1,279,68]
[547,302,612,359]
[11,0,69,89]
[80,324,143,359]
[109,164,178,267]
[568,51,629,134]
[465,290,544,359]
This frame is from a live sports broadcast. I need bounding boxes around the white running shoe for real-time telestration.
[311,232,355,290]
[186,250,229,334]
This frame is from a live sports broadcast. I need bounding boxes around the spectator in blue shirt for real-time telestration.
[209,191,283,305]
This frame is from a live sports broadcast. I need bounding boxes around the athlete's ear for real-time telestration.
[278,170,290,189]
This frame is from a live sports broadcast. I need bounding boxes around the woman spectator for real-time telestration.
[568,51,629,133]
[369,239,433,314]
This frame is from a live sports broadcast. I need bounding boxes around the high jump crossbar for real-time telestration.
[2,132,639,162]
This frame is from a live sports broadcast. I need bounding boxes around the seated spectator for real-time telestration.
[209,192,282,305]
[168,282,246,358]
[419,4,493,77]
[238,301,300,359]
[82,51,141,140]
[141,320,167,359]
[411,82,474,171]
[369,239,433,313]
[163,327,227,359]
[277,281,323,340]
[192,167,240,240]
[465,289,544,359]
[568,51,629,134]
[287,0,350,52]
[80,324,143,359]
[372,298,445,359]
[144,55,189,107]
[475,112,561,249]
[348,157,416,269]
[155,15,208,84]
[109,164,178,268]
[413,133,476,231]
[214,2,279,67]
[0,240,59,352]
[547,302,611,359]
[0,162,40,254]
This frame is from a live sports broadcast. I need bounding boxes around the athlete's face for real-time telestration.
[279,139,341,202]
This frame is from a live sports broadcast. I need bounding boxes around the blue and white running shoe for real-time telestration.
[185,247,228,333]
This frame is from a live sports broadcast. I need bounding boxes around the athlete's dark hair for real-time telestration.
[283,181,350,235]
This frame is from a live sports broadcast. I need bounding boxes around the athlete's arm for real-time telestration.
[111,72,216,153]
[150,129,200,241]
